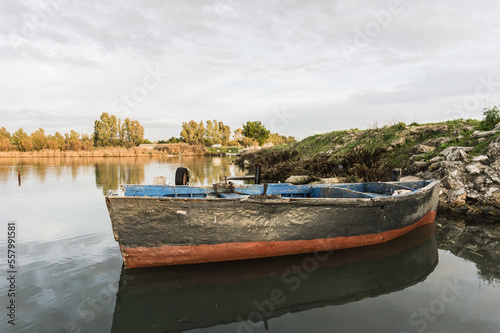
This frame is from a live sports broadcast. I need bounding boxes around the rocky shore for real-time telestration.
[237,120,500,223]
[411,129,500,222]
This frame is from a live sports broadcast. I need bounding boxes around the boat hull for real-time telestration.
[106,181,440,268]
[111,224,438,332]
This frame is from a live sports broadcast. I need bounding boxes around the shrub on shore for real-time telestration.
[153,143,208,155]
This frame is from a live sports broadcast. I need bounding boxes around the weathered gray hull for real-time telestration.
[106,180,440,268]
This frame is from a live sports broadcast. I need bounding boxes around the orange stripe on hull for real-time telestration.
[122,210,437,269]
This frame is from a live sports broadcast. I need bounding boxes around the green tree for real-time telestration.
[80,133,94,150]
[48,132,65,149]
[219,122,231,145]
[118,119,125,146]
[0,127,11,141]
[94,112,119,147]
[0,127,11,151]
[0,139,11,151]
[30,128,48,150]
[205,120,217,146]
[180,120,205,145]
[47,139,58,150]
[478,105,500,131]
[268,133,296,145]
[20,137,34,151]
[160,136,185,144]
[63,130,82,150]
[240,136,257,147]
[123,118,145,146]
[12,128,28,147]
[204,120,231,146]
[242,121,270,146]
[233,128,244,140]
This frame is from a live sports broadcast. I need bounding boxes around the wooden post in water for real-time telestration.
[255,163,262,185]
[18,170,21,186]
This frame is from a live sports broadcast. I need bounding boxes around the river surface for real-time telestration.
[0,156,499,333]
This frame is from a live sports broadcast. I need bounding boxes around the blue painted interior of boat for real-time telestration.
[121,181,432,199]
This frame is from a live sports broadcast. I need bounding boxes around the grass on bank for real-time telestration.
[235,118,495,182]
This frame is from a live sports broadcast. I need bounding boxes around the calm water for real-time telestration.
[0,157,499,333]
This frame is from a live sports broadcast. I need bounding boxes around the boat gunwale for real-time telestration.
[108,180,440,206]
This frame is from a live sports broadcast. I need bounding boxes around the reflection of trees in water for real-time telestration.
[0,157,96,183]
[0,158,49,183]
[95,158,147,195]
[0,156,247,190]
[0,167,10,184]
[0,157,149,193]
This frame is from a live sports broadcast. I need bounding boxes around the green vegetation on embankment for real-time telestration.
[235,111,500,183]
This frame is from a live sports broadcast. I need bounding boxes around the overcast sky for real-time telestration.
[1,0,500,141]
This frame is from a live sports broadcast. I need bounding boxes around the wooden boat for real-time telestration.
[105,179,440,269]
[111,224,438,332]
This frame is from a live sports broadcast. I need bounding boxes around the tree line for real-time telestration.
[0,114,295,152]
[163,120,295,147]
[0,113,146,152]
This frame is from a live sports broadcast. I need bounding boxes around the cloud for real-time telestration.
[1,0,500,140]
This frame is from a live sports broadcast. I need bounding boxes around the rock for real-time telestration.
[285,175,316,185]
[490,175,500,184]
[485,187,500,197]
[429,156,443,163]
[467,191,480,200]
[487,136,500,170]
[472,128,500,138]
[316,177,346,184]
[423,137,451,147]
[413,161,430,169]
[409,124,448,135]
[153,176,167,185]
[440,146,473,161]
[400,175,423,182]
[440,162,466,193]
[483,189,500,208]
[472,155,489,163]
[390,137,405,147]
[465,163,481,175]
[450,192,467,208]
[422,170,441,180]
[414,144,435,154]
[428,162,441,171]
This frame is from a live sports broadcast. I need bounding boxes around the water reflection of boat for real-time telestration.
[111,224,438,333]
